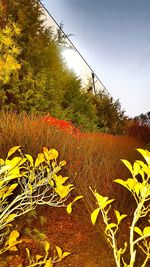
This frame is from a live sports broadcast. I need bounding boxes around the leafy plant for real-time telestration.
[91,148,150,267]
[0,146,73,254]
[25,241,70,267]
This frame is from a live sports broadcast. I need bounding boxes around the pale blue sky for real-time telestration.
[42,0,150,117]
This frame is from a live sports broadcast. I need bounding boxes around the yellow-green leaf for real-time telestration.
[91,208,100,225]
[5,214,16,223]
[7,146,21,158]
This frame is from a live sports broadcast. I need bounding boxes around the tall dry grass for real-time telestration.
[0,111,144,216]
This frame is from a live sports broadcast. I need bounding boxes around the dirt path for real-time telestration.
[1,205,115,267]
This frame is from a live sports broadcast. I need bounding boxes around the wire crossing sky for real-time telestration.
[42,0,150,117]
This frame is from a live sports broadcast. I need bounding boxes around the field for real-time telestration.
[0,112,147,267]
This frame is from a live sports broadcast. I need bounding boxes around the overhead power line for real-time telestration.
[39,1,110,96]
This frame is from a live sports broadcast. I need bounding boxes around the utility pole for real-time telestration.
[91,72,96,94]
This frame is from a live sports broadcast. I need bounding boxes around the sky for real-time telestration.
[42,0,150,117]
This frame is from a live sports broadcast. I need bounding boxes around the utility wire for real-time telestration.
[40,1,110,96]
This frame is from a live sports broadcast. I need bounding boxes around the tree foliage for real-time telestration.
[0,0,127,134]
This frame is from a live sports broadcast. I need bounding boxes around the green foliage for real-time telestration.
[0,146,73,255]
[91,92,127,134]
[0,0,127,134]
[91,149,150,267]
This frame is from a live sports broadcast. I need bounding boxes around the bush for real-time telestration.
[91,148,150,267]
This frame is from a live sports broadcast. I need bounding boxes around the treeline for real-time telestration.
[0,0,127,134]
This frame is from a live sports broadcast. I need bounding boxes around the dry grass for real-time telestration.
[0,111,144,217]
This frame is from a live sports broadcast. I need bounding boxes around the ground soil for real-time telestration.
[0,204,115,267]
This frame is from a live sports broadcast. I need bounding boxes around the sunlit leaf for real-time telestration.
[7,146,21,158]
[45,241,50,253]
[5,214,16,223]
[67,196,84,214]
[134,226,142,236]
[105,223,117,232]
[121,159,133,174]
[115,210,127,224]
[36,255,43,262]
[133,162,140,176]
[48,149,59,160]
[56,245,62,258]
[126,178,137,190]
[59,160,67,167]
[26,247,31,259]
[91,208,100,225]
[25,154,34,167]
[137,149,150,166]
[44,259,53,267]
[143,227,150,236]
[35,153,45,167]
[55,184,73,198]
[9,245,18,251]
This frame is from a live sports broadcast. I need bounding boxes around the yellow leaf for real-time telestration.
[66,203,72,214]
[45,241,50,253]
[121,159,133,174]
[26,247,31,259]
[67,196,84,214]
[134,226,142,236]
[7,146,21,158]
[59,160,67,167]
[25,154,34,167]
[115,210,127,224]
[61,251,71,260]
[36,255,43,262]
[133,162,140,176]
[9,245,18,251]
[137,149,150,166]
[56,246,62,258]
[35,153,45,167]
[6,230,21,249]
[143,227,150,236]
[91,208,100,225]
[44,258,53,267]
[55,184,73,198]
[48,149,59,160]
[3,183,18,200]
[5,214,16,223]
[0,158,4,165]
[105,223,117,232]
